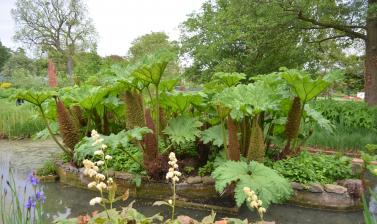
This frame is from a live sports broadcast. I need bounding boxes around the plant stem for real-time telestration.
[221,118,228,158]
[172,181,176,221]
[38,105,73,157]
[155,85,160,146]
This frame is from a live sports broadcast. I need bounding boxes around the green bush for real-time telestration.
[36,160,56,176]
[272,151,353,184]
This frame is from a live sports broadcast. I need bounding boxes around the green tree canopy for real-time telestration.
[180,0,317,81]
[0,41,11,72]
[128,32,180,79]
[12,0,97,77]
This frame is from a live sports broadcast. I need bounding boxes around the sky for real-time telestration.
[0,0,205,56]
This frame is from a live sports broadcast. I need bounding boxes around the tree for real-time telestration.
[259,0,376,105]
[12,0,97,77]
[128,32,180,79]
[180,0,317,82]
[0,41,11,72]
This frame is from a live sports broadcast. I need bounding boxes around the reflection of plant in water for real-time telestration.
[0,169,44,224]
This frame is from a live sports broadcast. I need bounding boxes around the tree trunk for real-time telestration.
[365,0,377,106]
[67,55,73,77]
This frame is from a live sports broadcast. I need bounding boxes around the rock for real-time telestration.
[177,215,199,224]
[337,179,363,198]
[308,183,324,193]
[324,184,348,194]
[107,169,115,177]
[202,176,215,185]
[291,182,304,190]
[186,176,202,184]
[114,172,134,180]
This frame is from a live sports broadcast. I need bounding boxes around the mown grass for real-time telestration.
[305,124,377,152]
[0,98,45,139]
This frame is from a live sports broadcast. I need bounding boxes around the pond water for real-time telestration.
[0,139,365,223]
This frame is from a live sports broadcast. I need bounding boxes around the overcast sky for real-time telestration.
[0,0,204,56]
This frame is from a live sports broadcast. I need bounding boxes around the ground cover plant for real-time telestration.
[272,151,353,184]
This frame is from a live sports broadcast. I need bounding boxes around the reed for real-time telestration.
[0,99,44,139]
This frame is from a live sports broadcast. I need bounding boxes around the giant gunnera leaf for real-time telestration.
[201,124,228,147]
[163,116,202,145]
[212,160,292,208]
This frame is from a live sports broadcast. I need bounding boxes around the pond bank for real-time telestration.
[0,140,364,223]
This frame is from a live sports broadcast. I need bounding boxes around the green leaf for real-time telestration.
[161,91,207,113]
[213,72,246,87]
[282,69,332,103]
[14,89,56,106]
[131,50,175,86]
[304,104,334,133]
[163,116,202,144]
[201,124,227,147]
[212,160,292,208]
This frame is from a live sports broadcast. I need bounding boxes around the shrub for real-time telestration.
[36,160,56,176]
[272,151,353,184]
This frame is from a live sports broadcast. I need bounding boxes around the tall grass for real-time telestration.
[0,99,44,139]
[306,124,377,152]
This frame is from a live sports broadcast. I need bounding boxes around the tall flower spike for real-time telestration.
[166,152,181,183]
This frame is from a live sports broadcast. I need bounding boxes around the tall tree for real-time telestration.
[128,32,180,79]
[12,0,97,78]
[180,0,316,82]
[0,41,11,72]
[273,0,376,105]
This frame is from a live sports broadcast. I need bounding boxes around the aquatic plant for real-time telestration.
[0,170,45,224]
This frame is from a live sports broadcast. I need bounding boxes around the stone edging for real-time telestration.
[289,180,362,211]
[55,161,362,212]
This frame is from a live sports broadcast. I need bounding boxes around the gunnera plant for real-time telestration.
[70,105,86,127]
[227,115,240,161]
[283,96,302,154]
[123,91,145,130]
[56,99,81,150]
[247,116,265,162]
[143,108,159,169]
